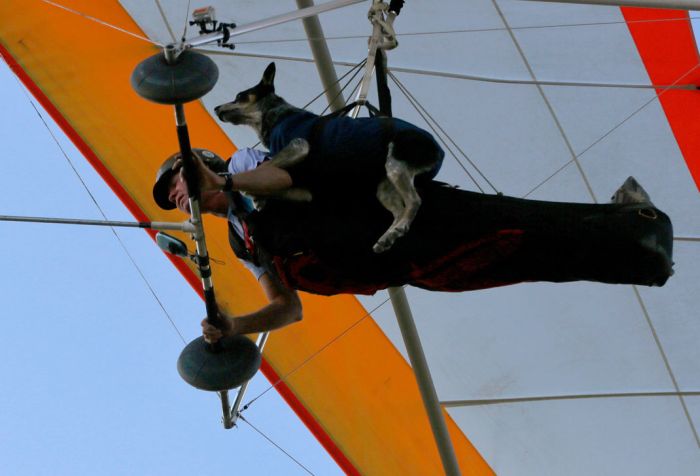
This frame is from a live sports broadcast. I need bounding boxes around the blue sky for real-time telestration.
[0,57,341,476]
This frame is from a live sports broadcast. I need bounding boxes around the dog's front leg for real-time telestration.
[268,138,309,169]
[270,138,311,201]
[250,138,312,208]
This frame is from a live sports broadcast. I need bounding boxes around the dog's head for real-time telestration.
[214,62,276,128]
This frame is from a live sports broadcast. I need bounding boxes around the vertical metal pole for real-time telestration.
[299,3,461,473]
[173,103,221,328]
[219,390,234,428]
[389,288,461,476]
[295,0,346,111]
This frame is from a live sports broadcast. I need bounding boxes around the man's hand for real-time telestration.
[201,314,235,344]
[173,154,225,192]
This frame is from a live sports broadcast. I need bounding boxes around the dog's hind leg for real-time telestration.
[373,143,432,253]
[373,178,406,253]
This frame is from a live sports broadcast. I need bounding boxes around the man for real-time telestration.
[152,147,302,343]
[154,148,674,342]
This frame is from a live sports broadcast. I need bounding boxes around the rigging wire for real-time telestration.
[198,49,689,90]
[522,62,700,199]
[154,0,177,43]
[10,71,187,345]
[441,390,700,407]
[238,414,316,476]
[39,0,163,46]
[241,293,395,412]
[232,15,700,45]
[318,62,366,116]
[388,73,486,192]
[181,0,193,42]
[308,59,366,114]
[492,0,597,202]
[388,71,498,194]
[631,285,700,448]
[675,236,700,242]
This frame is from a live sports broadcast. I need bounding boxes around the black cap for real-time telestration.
[152,148,226,210]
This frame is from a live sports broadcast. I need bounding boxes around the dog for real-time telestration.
[215,62,444,253]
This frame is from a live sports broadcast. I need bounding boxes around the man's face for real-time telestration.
[167,171,191,213]
[166,171,224,215]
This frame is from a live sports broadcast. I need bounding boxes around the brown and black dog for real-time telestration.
[215,62,444,253]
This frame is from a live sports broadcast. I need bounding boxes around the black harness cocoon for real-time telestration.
[237,182,673,296]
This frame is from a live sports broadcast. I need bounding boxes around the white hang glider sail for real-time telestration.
[1,1,699,474]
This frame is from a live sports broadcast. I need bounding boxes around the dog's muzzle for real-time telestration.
[214,104,241,123]
[214,104,227,120]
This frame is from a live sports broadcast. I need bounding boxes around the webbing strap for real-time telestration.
[324,100,384,119]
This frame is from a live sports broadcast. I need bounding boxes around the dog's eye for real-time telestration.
[235,93,246,102]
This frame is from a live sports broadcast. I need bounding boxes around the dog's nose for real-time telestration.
[214,105,221,114]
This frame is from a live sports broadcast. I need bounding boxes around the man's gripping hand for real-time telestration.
[201,314,235,344]
[173,154,226,192]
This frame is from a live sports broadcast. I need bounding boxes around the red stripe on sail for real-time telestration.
[622,8,700,190]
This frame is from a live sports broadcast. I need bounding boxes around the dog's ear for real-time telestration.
[261,62,276,89]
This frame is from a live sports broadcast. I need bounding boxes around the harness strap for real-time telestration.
[308,100,388,154]
[241,220,256,256]
[323,100,384,119]
[226,191,259,266]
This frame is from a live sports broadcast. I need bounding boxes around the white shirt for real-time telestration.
[226,147,269,280]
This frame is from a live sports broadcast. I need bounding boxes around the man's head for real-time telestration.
[153,148,227,211]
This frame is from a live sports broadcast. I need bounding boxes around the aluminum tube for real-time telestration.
[0,215,147,228]
[518,0,700,10]
[388,288,461,476]
[219,391,234,429]
[349,20,381,118]
[674,236,700,242]
[228,332,270,428]
[354,21,382,104]
[173,103,221,326]
[296,0,346,112]
[187,0,366,48]
[0,215,196,233]
[149,221,196,233]
[187,200,213,294]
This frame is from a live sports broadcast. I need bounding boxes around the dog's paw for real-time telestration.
[372,241,390,254]
[288,138,310,156]
[373,226,407,253]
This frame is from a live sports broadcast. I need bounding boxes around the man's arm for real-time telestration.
[191,140,310,196]
[229,161,294,195]
[189,156,293,195]
[202,272,302,342]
